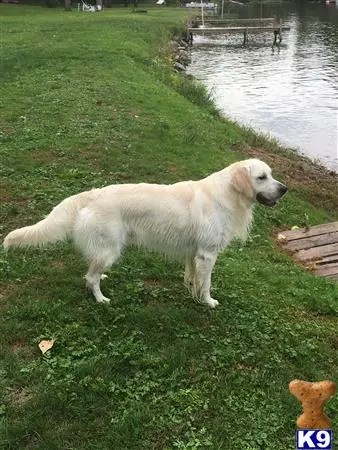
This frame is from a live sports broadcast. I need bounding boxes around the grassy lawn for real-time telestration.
[0,5,337,449]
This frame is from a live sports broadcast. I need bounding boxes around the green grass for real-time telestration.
[0,6,337,450]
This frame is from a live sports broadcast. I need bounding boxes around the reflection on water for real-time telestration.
[187,3,338,171]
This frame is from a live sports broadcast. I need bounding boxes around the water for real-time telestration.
[187,2,338,171]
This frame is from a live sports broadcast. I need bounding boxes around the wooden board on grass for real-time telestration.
[277,222,338,281]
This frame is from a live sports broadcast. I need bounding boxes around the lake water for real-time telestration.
[187,2,338,171]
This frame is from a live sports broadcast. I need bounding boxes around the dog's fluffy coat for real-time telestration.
[4,159,287,307]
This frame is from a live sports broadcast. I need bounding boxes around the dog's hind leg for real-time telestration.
[85,259,111,303]
[85,247,121,303]
[85,252,120,303]
[74,211,124,303]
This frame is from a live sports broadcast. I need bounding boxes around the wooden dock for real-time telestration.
[277,222,338,281]
[187,17,290,45]
[193,17,276,25]
[187,25,291,34]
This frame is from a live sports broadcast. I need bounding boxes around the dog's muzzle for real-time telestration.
[256,183,288,207]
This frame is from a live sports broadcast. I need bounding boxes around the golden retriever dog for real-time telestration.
[4,159,287,307]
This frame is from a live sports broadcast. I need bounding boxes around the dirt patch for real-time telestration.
[0,180,33,204]
[49,259,65,269]
[331,337,338,349]
[2,127,14,134]
[290,308,337,323]
[11,340,31,352]
[237,364,258,373]
[167,163,177,173]
[144,279,163,287]
[145,299,162,308]
[244,147,338,213]
[10,340,36,363]
[0,282,15,305]
[128,108,142,117]
[110,171,132,181]
[9,387,33,407]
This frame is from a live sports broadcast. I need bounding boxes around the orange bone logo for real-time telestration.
[289,380,336,429]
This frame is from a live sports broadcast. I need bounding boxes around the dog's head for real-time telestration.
[230,159,287,207]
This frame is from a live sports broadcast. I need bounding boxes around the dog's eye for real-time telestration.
[257,174,267,181]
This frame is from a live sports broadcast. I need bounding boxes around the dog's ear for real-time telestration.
[231,166,254,199]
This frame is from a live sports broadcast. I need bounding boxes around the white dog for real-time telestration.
[3,159,287,307]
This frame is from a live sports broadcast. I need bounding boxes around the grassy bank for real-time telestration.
[1,6,337,450]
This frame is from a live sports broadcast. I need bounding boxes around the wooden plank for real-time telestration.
[282,231,338,252]
[315,254,338,265]
[188,26,291,33]
[327,273,338,281]
[315,263,338,277]
[201,18,276,22]
[277,222,338,241]
[199,18,276,24]
[295,243,338,262]
[276,221,338,282]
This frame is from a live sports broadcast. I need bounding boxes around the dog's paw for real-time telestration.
[100,274,108,280]
[205,298,219,308]
[96,296,111,304]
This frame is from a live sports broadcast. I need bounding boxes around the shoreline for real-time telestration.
[171,33,338,215]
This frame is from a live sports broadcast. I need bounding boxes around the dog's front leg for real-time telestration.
[184,257,195,294]
[192,252,219,308]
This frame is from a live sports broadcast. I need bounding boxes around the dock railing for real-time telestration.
[187,16,289,45]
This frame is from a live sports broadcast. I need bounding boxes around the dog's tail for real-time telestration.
[3,189,99,250]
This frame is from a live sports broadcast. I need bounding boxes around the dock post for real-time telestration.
[186,20,194,45]
[273,30,277,46]
[273,29,282,46]
[186,30,193,45]
[243,28,248,46]
[273,21,283,46]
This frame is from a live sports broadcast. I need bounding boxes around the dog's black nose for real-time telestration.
[279,184,288,196]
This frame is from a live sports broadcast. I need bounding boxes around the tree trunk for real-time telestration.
[65,0,71,11]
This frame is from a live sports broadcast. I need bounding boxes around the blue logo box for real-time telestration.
[296,430,333,450]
